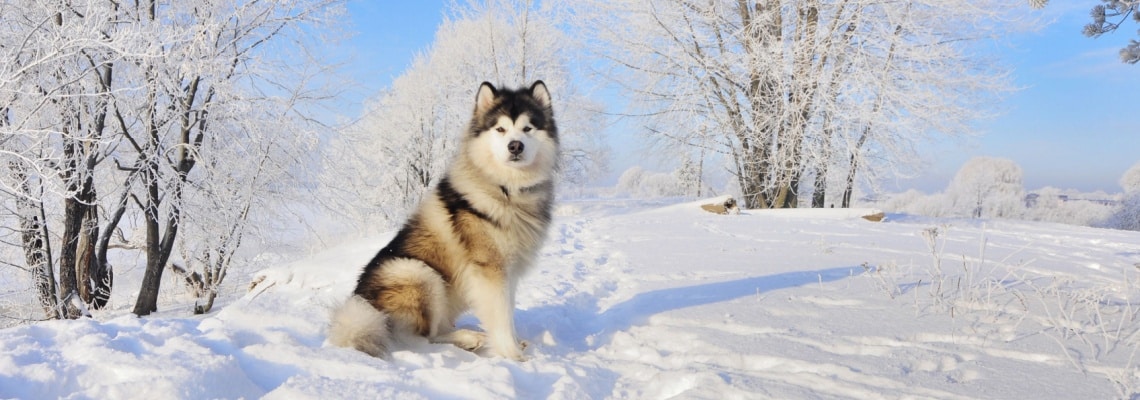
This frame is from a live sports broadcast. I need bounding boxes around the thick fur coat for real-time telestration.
[328,81,558,361]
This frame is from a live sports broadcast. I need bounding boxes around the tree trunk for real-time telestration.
[736,144,769,209]
[773,3,820,210]
[813,19,856,208]
[74,167,99,305]
[86,52,116,310]
[782,179,801,208]
[696,146,704,198]
[133,161,165,316]
[841,152,858,208]
[10,162,61,319]
[77,202,103,306]
[59,118,102,315]
[841,131,868,208]
[811,165,828,208]
[736,0,781,209]
[133,71,201,316]
[132,64,165,316]
[58,135,86,319]
[58,201,82,318]
[93,183,132,310]
[27,205,59,319]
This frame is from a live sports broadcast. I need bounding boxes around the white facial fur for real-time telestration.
[489,114,537,167]
[468,113,557,187]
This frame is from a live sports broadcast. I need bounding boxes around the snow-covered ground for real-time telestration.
[2,197,1138,399]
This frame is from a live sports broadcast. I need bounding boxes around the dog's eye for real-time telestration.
[495,127,506,133]
[522,127,532,133]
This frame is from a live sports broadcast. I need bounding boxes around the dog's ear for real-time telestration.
[476,82,497,113]
[530,80,551,110]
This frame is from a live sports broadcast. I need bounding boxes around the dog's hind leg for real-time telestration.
[369,259,490,354]
[370,258,450,338]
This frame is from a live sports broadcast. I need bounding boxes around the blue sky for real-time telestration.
[912,4,1140,194]
[341,1,1139,194]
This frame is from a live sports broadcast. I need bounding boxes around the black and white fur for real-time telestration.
[328,81,558,361]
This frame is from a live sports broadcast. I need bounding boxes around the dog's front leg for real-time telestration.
[468,267,525,361]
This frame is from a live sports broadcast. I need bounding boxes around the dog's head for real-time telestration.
[466,81,559,184]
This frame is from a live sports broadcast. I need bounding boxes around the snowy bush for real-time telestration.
[879,190,953,217]
[878,157,1027,220]
[880,185,1118,228]
[1121,162,1140,194]
[616,166,687,198]
[1104,194,1140,231]
[945,157,1026,219]
[1023,187,1115,227]
[1103,163,1140,231]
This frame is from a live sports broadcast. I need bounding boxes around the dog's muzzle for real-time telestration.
[508,140,524,156]
[508,140,524,161]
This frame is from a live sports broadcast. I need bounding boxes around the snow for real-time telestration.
[2,197,1139,399]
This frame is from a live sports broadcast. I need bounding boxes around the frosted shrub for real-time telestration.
[1102,162,1140,231]
[1120,162,1140,194]
[946,157,1026,219]
[616,166,685,198]
[617,166,647,196]
[1104,193,1140,231]
[880,190,953,218]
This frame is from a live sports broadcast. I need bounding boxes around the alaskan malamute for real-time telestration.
[328,81,558,361]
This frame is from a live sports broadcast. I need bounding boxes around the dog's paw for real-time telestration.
[454,330,487,352]
[495,348,528,362]
[490,341,528,362]
[433,329,486,352]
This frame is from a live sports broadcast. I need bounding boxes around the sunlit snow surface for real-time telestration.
[3,197,1138,399]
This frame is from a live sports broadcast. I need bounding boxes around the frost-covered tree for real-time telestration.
[675,152,704,198]
[119,0,343,317]
[1120,161,1140,193]
[1030,0,1140,64]
[325,64,459,228]
[946,157,1026,219]
[0,0,127,318]
[1104,161,1140,230]
[570,0,1019,210]
[1,0,344,318]
[616,167,647,198]
[323,0,607,231]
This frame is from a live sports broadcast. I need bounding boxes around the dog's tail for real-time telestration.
[328,295,390,357]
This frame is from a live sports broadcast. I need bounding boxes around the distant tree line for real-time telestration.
[881,157,1140,231]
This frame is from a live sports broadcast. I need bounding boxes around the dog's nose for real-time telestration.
[508,140,524,156]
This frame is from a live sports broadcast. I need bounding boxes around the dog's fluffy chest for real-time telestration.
[479,186,552,254]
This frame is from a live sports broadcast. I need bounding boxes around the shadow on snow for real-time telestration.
[519,266,862,352]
